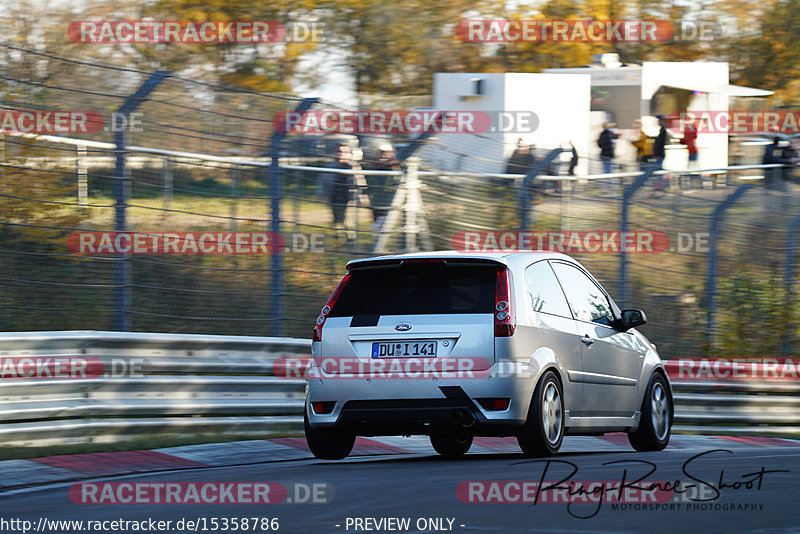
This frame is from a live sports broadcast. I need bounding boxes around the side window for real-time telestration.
[550,262,615,326]
[524,261,572,318]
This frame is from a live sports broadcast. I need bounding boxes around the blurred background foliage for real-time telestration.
[3,0,800,104]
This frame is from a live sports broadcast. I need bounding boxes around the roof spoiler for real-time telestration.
[346,257,505,271]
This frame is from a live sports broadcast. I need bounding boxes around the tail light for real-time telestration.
[494,266,515,337]
[311,401,336,414]
[313,272,351,342]
[477,398,511,411]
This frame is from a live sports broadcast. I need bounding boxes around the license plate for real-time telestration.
[371,341,437,358]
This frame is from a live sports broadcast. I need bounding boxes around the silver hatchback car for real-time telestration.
[305,251,673,459]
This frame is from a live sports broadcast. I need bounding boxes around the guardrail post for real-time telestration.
[782,213,800,356]
[113,71,169,331]
[269,98,317,337]
[618,167,657,306]
[705,184,751,349]
[519,148,562,232]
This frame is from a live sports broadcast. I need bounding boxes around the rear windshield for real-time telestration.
[329,265,498,317]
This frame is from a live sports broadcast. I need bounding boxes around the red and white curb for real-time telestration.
[1,434,797,491]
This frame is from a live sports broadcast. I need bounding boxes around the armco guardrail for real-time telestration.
[0,331,308,447]
[0,331,794,448]
[668,359,800,436]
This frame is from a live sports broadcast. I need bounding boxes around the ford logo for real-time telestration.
[395,323,412,331]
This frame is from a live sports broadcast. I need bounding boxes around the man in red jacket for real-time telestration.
[681,119,699,163]
[680,118,699,189]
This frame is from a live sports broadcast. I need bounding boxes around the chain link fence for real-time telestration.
[2,43,799,360]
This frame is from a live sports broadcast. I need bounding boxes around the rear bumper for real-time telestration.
[337,397,485,435]
[305,363,536,434]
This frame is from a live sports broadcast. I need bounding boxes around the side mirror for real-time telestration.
[620,309,647,331]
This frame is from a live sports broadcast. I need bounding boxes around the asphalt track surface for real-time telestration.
[2,436,800,534]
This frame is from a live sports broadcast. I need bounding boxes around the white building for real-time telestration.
[419,72,592,175]
[546,55,772,170]
[419,59,771,174]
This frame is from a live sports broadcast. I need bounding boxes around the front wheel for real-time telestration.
[517,370,564,457]
[430,432,473,458]
[304,407,355,460]
[628,373,672,452]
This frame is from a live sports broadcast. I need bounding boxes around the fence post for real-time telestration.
[268,98,317,337]
[162,156,172,216]
[230,166,239,231]
[519,148,562,232]
[76,145,87,207]
[618,167,657,306]
[112,71,168,332]
[704,184,751,348]
[782,213,800,356]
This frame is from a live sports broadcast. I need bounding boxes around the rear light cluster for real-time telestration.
[477,398,511,411]
[311,401,336,414]
[494,266,516,337]
[313,272,351,342]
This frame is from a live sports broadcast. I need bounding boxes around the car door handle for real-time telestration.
[581,335,594,347]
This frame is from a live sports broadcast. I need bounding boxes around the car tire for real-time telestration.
[430,431,473,458]
[628,372,672,452]
[517,370,564,457]
[304,407,355,460]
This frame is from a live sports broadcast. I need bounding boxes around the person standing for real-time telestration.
[680,118,699,189]
[505,139,535,175]
[763,136,799,191]
[598,121,618,174]
[781,138,800,185]
[680,119,699,164]
[630,119,653,171]
[652,115,668,169]
[366,145,400,229]
[322,142,354,237]
[498,140,535,222]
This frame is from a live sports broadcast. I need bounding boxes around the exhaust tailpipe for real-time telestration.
[449,409,476,428]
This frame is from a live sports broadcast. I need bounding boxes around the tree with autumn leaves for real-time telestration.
[4,0,800,106]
